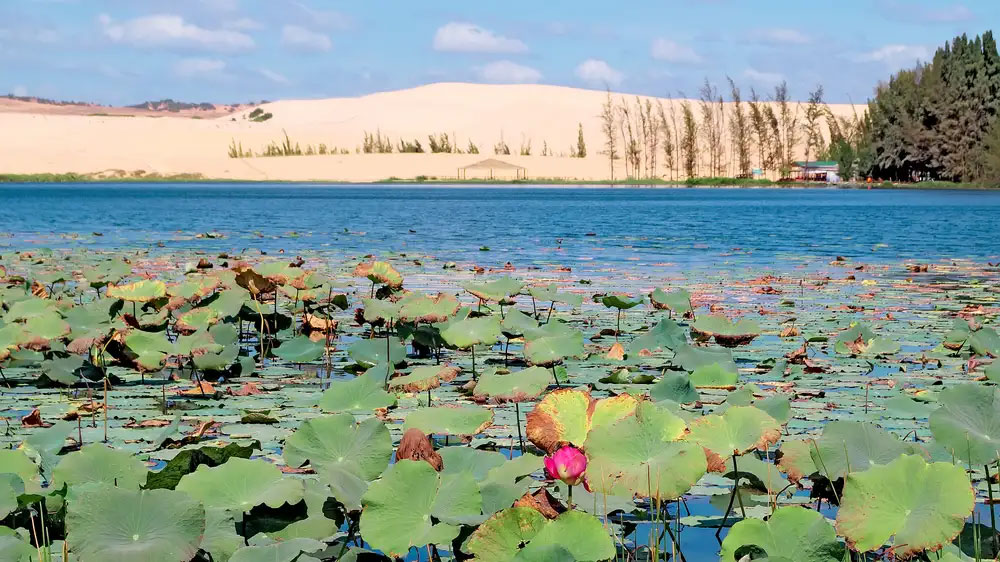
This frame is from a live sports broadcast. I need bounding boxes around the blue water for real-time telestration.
[1,184,998,268]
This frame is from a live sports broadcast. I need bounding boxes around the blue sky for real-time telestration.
[0,0,994,105]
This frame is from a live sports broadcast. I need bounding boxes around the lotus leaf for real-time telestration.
[53,443,147,490]
[230,538,326,562]
[404,405,494,436]
[527,284,583,306]
[650,288,692,314]
[318,363,398,412]
[5,297,55,321]
[810,421,921,480]
[105,280,167,303]
[66,484,206,562]
[465,507,613,561]
[649,372,700,403]
[627,319,686,355]
[525,388,638,453]
[720,506,844,562]
[500,308,538,337]
[522,321,584,366]
[354,261,403,288]
[689,363,739,388]
[687,406,781,471]
[584,401,705,500]
[360,459,481,556]
[361,297,401,322]
[25,312,70,340]
[176,457,304,512]
[283,414,392,485]
[464,276,524,302]
[441,315,502,349]
[397,291,460,323]
[929,383,1000,466]
[671,344,738,374]
[599,294,644,309]
[175,306,220,333]
[22,421,72,482]
[348,337,406,367]
[389,364,460,392]
[835,454,973,556]
[272,335,325,363]
[473,366,552,402]
[0,475,24,519]
[691,314,761,347]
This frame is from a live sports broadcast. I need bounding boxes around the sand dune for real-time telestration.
[0,83,866,182]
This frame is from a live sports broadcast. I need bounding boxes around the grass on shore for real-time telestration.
[0,172,206,183]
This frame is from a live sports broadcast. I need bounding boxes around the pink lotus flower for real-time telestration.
[544,445,587,486]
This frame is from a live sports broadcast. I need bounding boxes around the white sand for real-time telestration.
[0,83,865,182]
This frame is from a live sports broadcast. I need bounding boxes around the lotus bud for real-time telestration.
[543,445,587,486]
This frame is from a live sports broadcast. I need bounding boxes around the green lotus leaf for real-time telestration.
[929,383,1000,466]
[175,306,220,333]
[522,321,584,366]
[720,506,845,562]
[105,280,167,303]
[500,308,538,337]
[650,288,692,314]
[689,363,739,388]
[525,389,638,453]
[650,372,700,403]
[255,261,299,284]
[691,314,761,347]
[354,261,403,288]
[176,457,304,512]
[600,294,644,310]
[0,533,34,562]
[516,510,615,561]
[22,421,72,482]
[360,459,482,557]
[463,506,547,561]
[584,401,704,500]
[687,406,781,470]
[66,484,206,562]
[41,355,88,385]
[441,316,502,349]
[5,297,56,321]
[397,292,460,323]
[318,363,397,413]
[53,443,147,490]
[671,344,738,374]
[25,312,70,340]
[0,450,38,486]
[463,276,524,302]
[722,454,787,495]
[199,508,244,562]
[283,414,392,483]
[361,297,401,322]
[348,337,406,367]
[627,319,687,355]
[272,335,325,363]
[472,366,551,402]
[0,474,24,519]
[389,364,460,392]
[404,405,494,436]
[809,421,922,480]
[62,304,112,340]
[169,276,222,302]
[970,328,1000,357]
[174,329,223,358]
[206,288,250,317]
[527,284,584,306]
[230,538,326,562]
[193,343,239,371]
[835,454,973,556]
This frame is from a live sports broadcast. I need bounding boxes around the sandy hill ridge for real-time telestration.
[0,82,865,182]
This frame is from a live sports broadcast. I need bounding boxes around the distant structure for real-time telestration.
[790,161,840,183]
[458,158,527,180]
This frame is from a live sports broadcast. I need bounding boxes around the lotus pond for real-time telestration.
[0,185,999,562]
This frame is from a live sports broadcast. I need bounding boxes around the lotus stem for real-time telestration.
[546,302,554,323]
[551,366,560,388]
[515,401,524,454]
[531,295,537,318]
[471,346,476,380]
[987,463,999,553]
[427,388,432,408]
[568,484,573,507]
[103,377,108,443]
[616,310,621,342]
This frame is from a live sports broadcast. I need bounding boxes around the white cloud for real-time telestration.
[855,44,931,68]
[99,13,254,53]
[223,18,263,31]
[173,57,226,78]
[281,25,332,52]
[12,85,28,97]
[476,60,542,83]
[575,59,623,87]
[433,22,528,54]
[748,28,809,45]
[259,68,289,84]
[650,38,702,64]
[743,67,784,85]
[289,1,351,30]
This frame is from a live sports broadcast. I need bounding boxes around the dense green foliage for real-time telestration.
[864,31,1000,183]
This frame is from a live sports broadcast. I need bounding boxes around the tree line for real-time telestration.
[864,30,1000,183]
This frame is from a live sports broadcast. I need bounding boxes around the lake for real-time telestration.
[2,184,998,272]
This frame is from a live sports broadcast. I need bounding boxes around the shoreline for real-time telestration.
[0,173,996,190]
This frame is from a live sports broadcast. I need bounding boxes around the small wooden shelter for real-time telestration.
[458,158,526,180]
